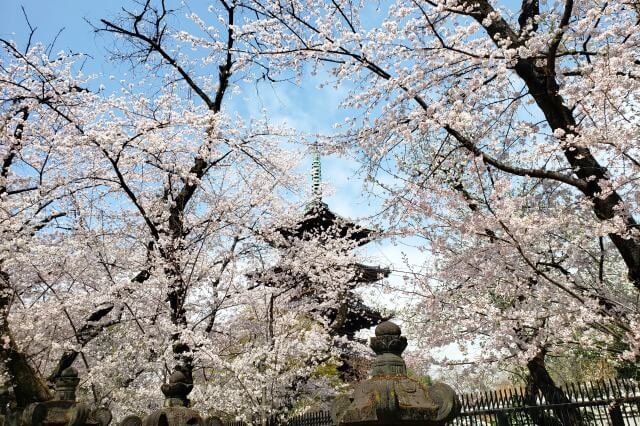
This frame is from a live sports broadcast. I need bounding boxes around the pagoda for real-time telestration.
[254,148,390,379]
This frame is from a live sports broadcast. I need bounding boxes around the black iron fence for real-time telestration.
[453,378,640,426]
[223,378,640,426]
[225,411,333,426]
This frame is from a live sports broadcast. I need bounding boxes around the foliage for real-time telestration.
[225,0,640,371]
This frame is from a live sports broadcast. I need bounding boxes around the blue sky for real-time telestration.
[0,2,372,210]
[0,1,370,210]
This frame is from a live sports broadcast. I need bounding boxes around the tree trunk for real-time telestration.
[0,268,51,408]
[526,351,582,426]
[461,0,640,291]
[0,331,52,407]
[48,269,149,384]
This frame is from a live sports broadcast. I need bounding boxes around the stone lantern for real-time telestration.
[20,366,112,426]
[331,321,460,426]
[118,367,221,426]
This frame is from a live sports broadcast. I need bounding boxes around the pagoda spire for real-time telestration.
[311,143,322,201]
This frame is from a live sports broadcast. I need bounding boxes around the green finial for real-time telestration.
[311,143,322,201]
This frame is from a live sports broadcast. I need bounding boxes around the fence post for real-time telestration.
[608,402,624,426]
[496,412,509,426]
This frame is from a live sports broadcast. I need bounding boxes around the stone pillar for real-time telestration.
[118,367,221,426]
[331,321,460,426]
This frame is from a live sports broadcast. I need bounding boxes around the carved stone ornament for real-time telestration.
[331,321,461,426]
[20,367,112,426]
[118,367,221,426]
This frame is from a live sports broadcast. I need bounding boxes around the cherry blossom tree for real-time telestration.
[0,2,361,420]
[225,0,640,404]
[1,36,100,407]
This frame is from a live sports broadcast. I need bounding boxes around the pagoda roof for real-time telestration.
[272,201,378,247]
[248,262,389,289]
[353,263,391,283]
[328,297,389,338]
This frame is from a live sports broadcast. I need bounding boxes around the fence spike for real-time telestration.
[608,377,616,399]
[625,377,637,397]
[601,377,610,399]
[506,387,516,407]
[628,377,639,397]
[568,381,576,401]
[588,379,597,400]
[609,377,620,399]
[590,379,600,399]
[575,381,583,401]
[618,377,628,398]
